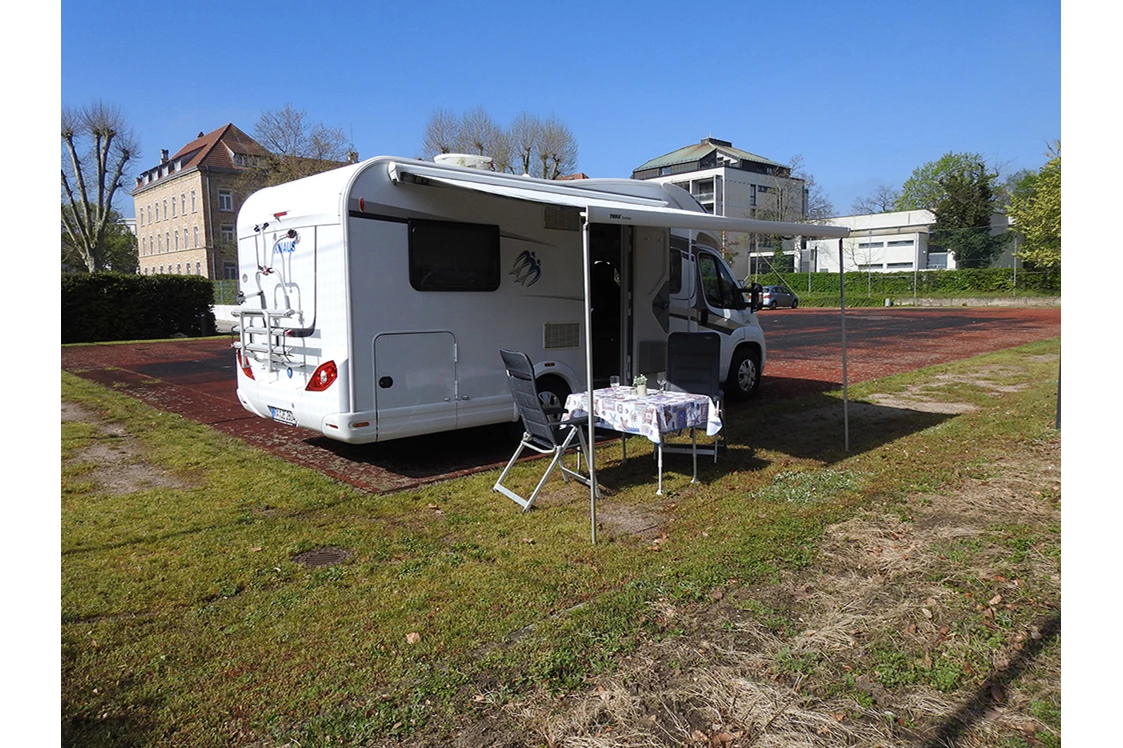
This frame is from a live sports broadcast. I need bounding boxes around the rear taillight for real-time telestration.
[306,360,338,392]
[236,350,254,380]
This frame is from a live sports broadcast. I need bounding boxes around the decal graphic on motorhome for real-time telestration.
[274,233,299,253]
[510,250,541,286]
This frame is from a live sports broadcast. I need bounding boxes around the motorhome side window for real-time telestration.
[408,219,501,292]
[669,235,690,294]
[697,252,739,309]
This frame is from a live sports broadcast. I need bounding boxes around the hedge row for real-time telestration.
[750,267,1060,299]
[62,273,216,343]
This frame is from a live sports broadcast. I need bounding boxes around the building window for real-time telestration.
[194,226,199,247]
[171,198,177,218]
[159,265,164,274]
[857,241,885,249]
[141,237,146,255]
[155,202,160,222]
[196,262,201,275]
[176,263,182,274]
[148,205,152,223]
[218,189,234,211]
[221,224,235,243]
[181,194,186,215]
[191,190,197,212]
[166,232,170,252]
[158,234,163,252]
[183,229,189,248]
[164,199,168,219]
[887,240,915,247]
[223,261,238,280]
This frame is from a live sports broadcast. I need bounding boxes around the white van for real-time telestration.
[231,156,847,444]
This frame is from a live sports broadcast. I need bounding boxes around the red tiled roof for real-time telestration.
[169,123,270,171]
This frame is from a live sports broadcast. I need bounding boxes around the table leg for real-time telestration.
[691,428,699,483]
[657,442,664,495]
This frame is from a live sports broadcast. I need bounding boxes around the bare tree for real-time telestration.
[252,104,352,186]
[458,106,502,156]
[419,108,579,178]
[788,154,834,222]
[509,111,542,175]
[422,109,460,157]
[851,184,901,215]
[489,128,516,174]
[537,117,578,179]
[61,102,139,272]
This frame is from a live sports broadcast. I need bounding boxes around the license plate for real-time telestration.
[269,406,298,426]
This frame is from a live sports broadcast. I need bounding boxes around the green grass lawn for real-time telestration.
[61,339,1061,747]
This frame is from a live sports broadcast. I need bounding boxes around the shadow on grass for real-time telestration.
[922,613,1061,747]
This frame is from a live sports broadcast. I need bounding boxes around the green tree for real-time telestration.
[61,102,139,272]
[895,151,987,211]
[929,159,1011,268]
[1007,142,1061,269]
[61,206,137,273]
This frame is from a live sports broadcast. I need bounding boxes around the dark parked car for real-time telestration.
[761,285,799,309]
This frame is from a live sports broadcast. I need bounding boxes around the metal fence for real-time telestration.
[212,279,240,305]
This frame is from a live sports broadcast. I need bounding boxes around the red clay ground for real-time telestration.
[61,306,1060,494]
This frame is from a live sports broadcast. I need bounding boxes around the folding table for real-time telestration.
[564,387,722,495]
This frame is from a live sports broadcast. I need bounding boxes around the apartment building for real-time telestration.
[632,137,808,279]
[132,124,271,279]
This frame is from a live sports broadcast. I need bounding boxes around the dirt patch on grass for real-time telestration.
[62,402,191,495]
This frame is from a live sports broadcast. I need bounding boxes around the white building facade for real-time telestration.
[806,210,1015,274]
[633,138,809,279]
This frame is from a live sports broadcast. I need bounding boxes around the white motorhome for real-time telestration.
[232,156,847,444]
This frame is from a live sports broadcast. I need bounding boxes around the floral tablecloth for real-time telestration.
[564,388,721,444]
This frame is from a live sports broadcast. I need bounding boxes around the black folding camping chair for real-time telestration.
[662,331,724,464]
[492,349,600,511]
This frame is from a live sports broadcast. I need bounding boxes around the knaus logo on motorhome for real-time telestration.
[273,232,300,253]
[510,250,541,287]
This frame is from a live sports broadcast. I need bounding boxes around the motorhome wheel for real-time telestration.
[727,347,761,399]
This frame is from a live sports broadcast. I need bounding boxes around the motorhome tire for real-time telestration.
[536,376,571,421]
[727,346,761,399]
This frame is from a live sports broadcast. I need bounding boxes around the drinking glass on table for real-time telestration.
[610,376,620,390]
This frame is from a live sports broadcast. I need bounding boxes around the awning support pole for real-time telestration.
[838,238,850,452]
[583,214,598,543]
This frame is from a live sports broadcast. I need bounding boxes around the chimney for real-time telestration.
[160,149,169,163]
[347,151,359,164]
[198,132,205,138]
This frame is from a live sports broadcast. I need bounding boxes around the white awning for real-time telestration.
[386,161,850,239]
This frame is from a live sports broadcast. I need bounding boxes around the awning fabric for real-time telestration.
[387,161,850,239]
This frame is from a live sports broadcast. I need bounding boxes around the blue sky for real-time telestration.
[60,0,1060,218]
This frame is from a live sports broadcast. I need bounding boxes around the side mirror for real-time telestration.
[746,283,764,311]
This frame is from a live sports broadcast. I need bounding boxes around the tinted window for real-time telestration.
[697,252,741,309]
[409,219,501,292]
